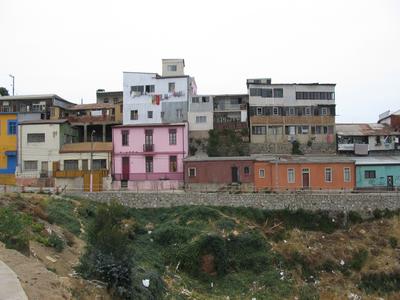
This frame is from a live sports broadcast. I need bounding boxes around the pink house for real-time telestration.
[112,123,188,190]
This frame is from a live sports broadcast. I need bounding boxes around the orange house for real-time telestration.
[254,156,355,191]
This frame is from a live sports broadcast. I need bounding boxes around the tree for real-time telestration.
[0,87,9,96]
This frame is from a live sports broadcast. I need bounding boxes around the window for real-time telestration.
[299,126,309,134]
[192,97,199,103]
[273,107,279,115]
[168,82,175,93]
[103,98,109,103]
[145,129,153,145]
[145,85,155,93]
[273,88,283,98]
[130,110,138,120]
[344,167,351,182]
[176,109,183,119]
[167,65,177,72]
[145,156,153,173]
[122,130,129,146]
[259,168,265,178]
[261,88,273,98]
[288,107,295,116]
[305,107,311,116]
[296,91,335,100]
[285,126,296,135]
[365,170,376,179]
[244,166,250,175]
[188,167,196,177]
[93,159,107,170]
[201,96,209,103]
[375,136,381,145]
[24,160,38,171]
[325,168,332,182]
[27,133,45,143]
[7,120,17,135]
[169,129,177,145]
[130,85,144,96]
[147,111,153,119]
[287,168,295,183]
[169,156,177,172]
[252,126,266,135]
[196,116,207,123]
[256,107,263,115]
[82,159,88,170]
[64,160,79,170]
[269,126,282,135]
[321,107,328,116]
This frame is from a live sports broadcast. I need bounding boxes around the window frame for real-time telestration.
[130,110,138,120]
[364,170,376,179]
[121,130,129,146]
[287,168,295,183]
[24,160,38,171]
[169,128,177,145]
[259,168,265,178]
[27,133,45,143]
[7,120,17,135]
[188,167,197,177]
[169,155,177,172]
[343,167,351,182]
[325,167,333,183]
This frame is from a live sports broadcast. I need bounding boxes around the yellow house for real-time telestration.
[0,113,18,185]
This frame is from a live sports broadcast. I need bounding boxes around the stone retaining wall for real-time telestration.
[67,191,400,212]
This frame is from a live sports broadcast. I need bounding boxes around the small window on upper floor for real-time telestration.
[196,116,207,123]
[188,167,196,177]
[288,107,295,116]
[167,65,177,72]
[192,97,199,103]
[130,110,138,120]
[27,133,45,143]
[321,107,328,116]
[244,166,250,175]
[273,107,279,115]
[147,111,153,119]
[169,82,176,93]
[256,107,263,115]
[145,85,155,94]
[8,120,17,135]
[273,88,283,98]
[103,98,109,103]
[259,168,265,178]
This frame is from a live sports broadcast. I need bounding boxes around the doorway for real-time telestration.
[387,175,394,190]
[122,157,130,180]
[302,168,310,189]
[231,166,239,183]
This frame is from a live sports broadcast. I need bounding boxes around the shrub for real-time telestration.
[153,224,197,245]
[389,237,398,249]
[45,199,81,235]
[350,249,368,271]
[291,140,303,155]
[0,207,31,254]
[179,207,221,224]
[215,218,236,231]
[348,211,363,223]
[48,233,65,252]
[299,284,320,300]
[359,270,400,293]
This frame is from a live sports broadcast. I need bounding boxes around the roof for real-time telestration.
[184,156,255,162]
[96,90,122,95]
[67,103,116,111]
[336,123,399,136]
[19,119,68,125]
[60,142,112,153]
[113,122,187,128]
[246,80,335,86]
[0,94,74,105]
[353,156,400,166]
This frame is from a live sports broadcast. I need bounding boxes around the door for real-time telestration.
[122,157,130,180]
[302,169,310,189]
[41,161,48,177]
[387,176,394,190]
[231,166,239,183]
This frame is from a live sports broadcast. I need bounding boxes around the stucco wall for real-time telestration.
[356,165,400,188]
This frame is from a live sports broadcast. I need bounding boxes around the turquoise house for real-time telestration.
[355,157,400,189]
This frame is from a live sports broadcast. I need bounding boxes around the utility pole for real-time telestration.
[9,74,15,96]
[90,130,96,192]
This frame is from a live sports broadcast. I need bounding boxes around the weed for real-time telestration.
[0,207,31,254]
[153,224,198,245]
[215,218,236,231]
[48,233,65,252]
[179,207,221,224]
[389,237,398,249]
[348,211,363,223]
[350,249,368,271]
[45,199,81,235]
[299,284,320,300]
[360,270,400,293]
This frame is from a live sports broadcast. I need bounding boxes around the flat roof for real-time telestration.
[354,156,400,166]
[113,122,187,128]
[336,123,398,136]
[0,94,75,105]
[68,103,116,111]
[19,119,68,125]
[60,142,112,153]
[184,156,255,162]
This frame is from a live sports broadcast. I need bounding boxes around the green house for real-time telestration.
[355,157,400,189]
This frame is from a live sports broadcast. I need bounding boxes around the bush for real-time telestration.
[350,249,368,271]
[46,199,81,235]
[153,224,197,245]
[0,207,31,254]
[215,219,236,231]
[179,207,221,224]
[389,237,398,249]
[299,284,320,300]
[48,233,65,252]
[348,211,363,223]
[360,270,400,293]
[291,140,303,155]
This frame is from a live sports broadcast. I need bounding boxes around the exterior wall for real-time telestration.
[123,72,190,125]
[356,165,400,188]
[254,162,355,191]
[213,95,249,131]
[188,95,214,133]
[112,123,188,190]
[184,160,254,191]
[162,59,185,77]
[0,114,17,184]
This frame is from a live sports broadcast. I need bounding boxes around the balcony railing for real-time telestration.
[213,103,247,111]
[143,144,154,152]
[213,122,248,130]
[54,169,108,178]
[68,115,116,123]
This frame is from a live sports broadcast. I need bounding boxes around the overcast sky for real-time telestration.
[1,0,399,122]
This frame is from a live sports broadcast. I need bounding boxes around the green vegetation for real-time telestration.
[360,271,400,294]
[207,129,249,157]
[0,207,31,254]
[44,198,81,235]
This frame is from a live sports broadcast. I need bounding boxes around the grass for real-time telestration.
[44,198,81,235]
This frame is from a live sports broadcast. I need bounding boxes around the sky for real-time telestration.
[0,0,399,123]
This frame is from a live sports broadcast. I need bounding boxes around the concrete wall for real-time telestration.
[356,165,400,188]
[0,114,17,173]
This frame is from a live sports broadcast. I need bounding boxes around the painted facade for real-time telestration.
[0,113,18,184]
[213,94,249,131]
[188,95,214,139]
[184,157,254,191]
[248,79,336,153]
[354,157,400,189]
[112,123,188,190]
[253,157,355,191]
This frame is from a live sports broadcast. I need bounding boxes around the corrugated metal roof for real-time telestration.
[0,94,74,104]
[354,156,400,165]
[67,103,116,110]
[19,119,68,125]
[60,142,112,153]
[336,123,398,136]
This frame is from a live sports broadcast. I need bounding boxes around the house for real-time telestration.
[112,123,188,190]
[213,94,249,132]
[123,59,197,125]
[188,95,214,139]
[254,156,355,192]
[247,79,336,154]
[336,123,400,155]
[96,89,123,104]
[0,113,18,185]
[354,156,400,190]
[0,94,75,120]
[378,109,400,131]
[184,156,254,191]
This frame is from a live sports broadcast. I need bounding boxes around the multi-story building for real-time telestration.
[336,123,400,155]
[0,113,18,184]
[96,90,123,104]
[213,94,248,132]
[188,95,214,139]
[0,94,75,120]
[247,78,336,154]
[112,123,188,190]
[123,59,196,125]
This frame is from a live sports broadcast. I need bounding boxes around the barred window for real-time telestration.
[27,133,45,143]
[24,160,38,171]
[64,160,79,170]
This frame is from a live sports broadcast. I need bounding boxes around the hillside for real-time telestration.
[0,192,399,299]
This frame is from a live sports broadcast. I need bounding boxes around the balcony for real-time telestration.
[213,121,248,130]
[68,115,116,124]
[143,144,154,152]
[213,103,247,112]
